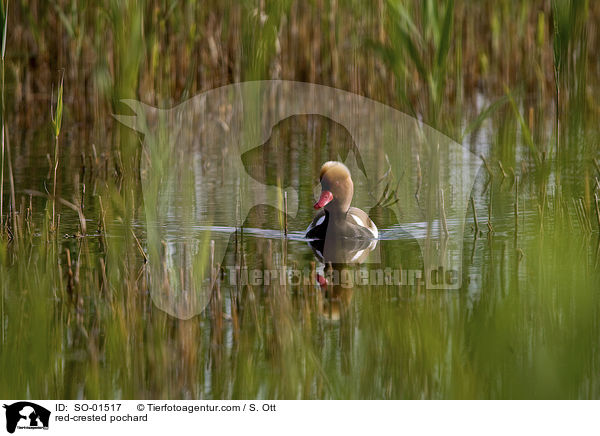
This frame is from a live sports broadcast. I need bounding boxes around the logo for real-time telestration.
[3,403,50,434]
[114,80,482,319]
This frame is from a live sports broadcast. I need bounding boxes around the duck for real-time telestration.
[306,162,378,263]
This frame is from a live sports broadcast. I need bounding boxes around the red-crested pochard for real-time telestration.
[306,161,378,243]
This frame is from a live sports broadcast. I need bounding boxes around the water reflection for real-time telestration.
[3,83,529,399]
[240,115,429,324]
[120,81,477,325]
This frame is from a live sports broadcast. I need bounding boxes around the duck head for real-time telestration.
[314,161,354,214]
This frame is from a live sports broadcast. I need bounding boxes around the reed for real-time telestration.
[470,195,479,236]
[595,194,600,232]
[480,154,494,180]
[487,188,493,235]
[5,122,15,239]
[497,160,508,179]
[0,0,6,236]
[375,0,455,129]
[505,86,541,165]
[440,188,449,238]
[515,176,519,239]
[50,74,64,232]
[0,0,599,400]
[284,191,288,237]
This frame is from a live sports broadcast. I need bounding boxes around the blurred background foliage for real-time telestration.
[0,0,600,399]
[2,0,595,137]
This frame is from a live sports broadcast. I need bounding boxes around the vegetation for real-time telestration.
[0,0,599,399]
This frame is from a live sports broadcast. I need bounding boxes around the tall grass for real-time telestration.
[0,0,7,236]
[0,0,599,400]
[372,0,455,129]
[50,73,63,232]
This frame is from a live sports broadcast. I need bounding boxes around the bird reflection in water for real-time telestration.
[307,161,380,321]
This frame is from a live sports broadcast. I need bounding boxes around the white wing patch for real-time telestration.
[369,223,378,239]
[306,214,326,234]
[350,213,363,227]
[350,213,378,239]
[350,249,365,262]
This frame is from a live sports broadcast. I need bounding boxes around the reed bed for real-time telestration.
[0,0,599,399]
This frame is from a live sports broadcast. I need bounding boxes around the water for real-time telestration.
[1,109,599,400]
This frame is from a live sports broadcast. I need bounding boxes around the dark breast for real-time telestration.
[306,210,329,240]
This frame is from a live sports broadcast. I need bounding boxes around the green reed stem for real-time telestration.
[51,136,59,231]
[594,193,600,232]
[0,67,4,235]
[50,74,64,232]
[0,1,6,235]
[471,195,479,236]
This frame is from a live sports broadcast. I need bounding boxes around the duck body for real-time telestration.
[306,207,378,241]
[306,161,378,264]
